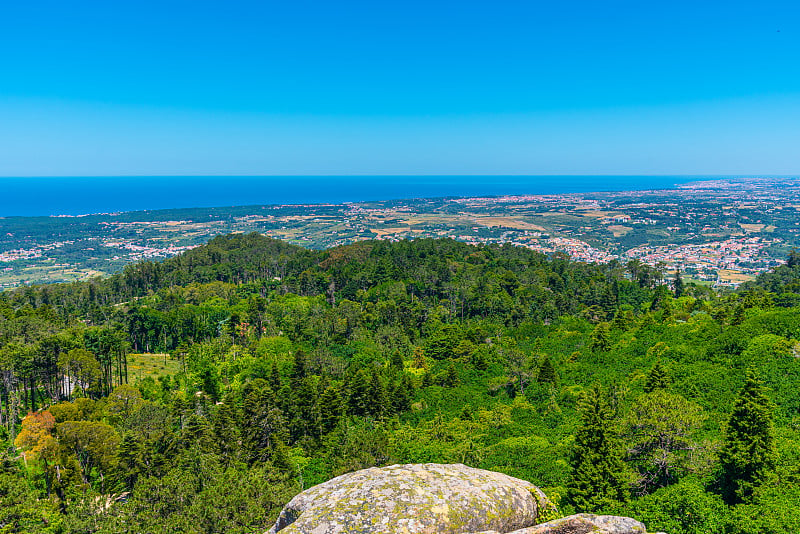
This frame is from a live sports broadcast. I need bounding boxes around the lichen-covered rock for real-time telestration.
[267,463,553,533]
[499,513,649,534]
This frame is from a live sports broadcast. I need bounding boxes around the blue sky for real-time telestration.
[1,0,798,175]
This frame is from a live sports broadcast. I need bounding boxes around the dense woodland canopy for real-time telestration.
[0,233,798,533]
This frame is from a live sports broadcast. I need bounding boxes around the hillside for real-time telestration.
[0,235,798,533]
[1,178,794,289]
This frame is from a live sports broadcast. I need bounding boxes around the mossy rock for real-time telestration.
[267,463,553,533]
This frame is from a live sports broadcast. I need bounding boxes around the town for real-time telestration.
[1,177,797,289]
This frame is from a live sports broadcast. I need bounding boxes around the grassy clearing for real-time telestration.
[471,217,546,231]
[607,225,633,237]
[718,269,756,284]
[128,353,182,382]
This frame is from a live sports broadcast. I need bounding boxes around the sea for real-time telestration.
[0,175,709,217]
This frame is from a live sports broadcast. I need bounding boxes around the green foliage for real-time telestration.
[0,472,62,533]
[724,482,800,534]
[623,391,706,494]
[643,360,670,393]
[537,355,557,385]
[718,368,777,504]
[567,382,630,512]
[589,322,612,352]
[623,479,727,534]
[2,236,800,530]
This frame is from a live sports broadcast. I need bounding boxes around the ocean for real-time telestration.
[0,175,704,217]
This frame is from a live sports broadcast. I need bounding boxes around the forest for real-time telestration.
[0,233,798,533]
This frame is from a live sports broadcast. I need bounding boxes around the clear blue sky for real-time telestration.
[1,0,798,176]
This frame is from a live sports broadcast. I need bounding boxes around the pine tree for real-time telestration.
[270,439,297,478]
[290,376,317,441]
[181,413,212,451]
[367,369,388,418]
[212,397,240,463]
[719,368,776,504]
[567,382,629,511]
[389,376,412,414]
[319,384,343,434]
[116,432,144,490]
[730,303,746,326]
[787,248,800,268]
[347,369,371,417]
[598,285,618,319]
[198,367,219,402]
[291,350,308,386]
[537,355,557,384]
[650,285,672,312]
[268,361,282,392]
[590,322,612,352]
[388,350,404,375]
[643,360,670,393]
[610,308,630,331]
[441,362,459,387]
[673,269,685,298]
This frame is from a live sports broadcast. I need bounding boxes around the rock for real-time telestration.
[267,463,554,533]
[500,514,649,534]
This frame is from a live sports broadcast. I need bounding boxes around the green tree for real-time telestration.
[105,384,144,424]
[57,348,102,399]
[116,432,145,490]
[718,368,776,504]
[347,369,371,417]
[623,390,706,494]
[673,269,685,298]
[440,362,459,388]
[319,384,344,434]
[589,322,612,352]
[388,350,404,374]
[268,360,282,392]
[643,360,670,393]
[627,479,727,534]
[57,420,121,487]
[787,248,800,268]
[537,355,557,385]
[567,382,629,511]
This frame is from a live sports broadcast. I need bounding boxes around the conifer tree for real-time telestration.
[643,360,670,393]
[291,350,308,386]
[623,390,705,494]
[673,269,685,298]
[590,322,612,352]
[650,285,672,312]
[181,413,212,451]
[537,355,557,385]
[719,368,776,504]
[116,432,144,490]
[319,384,343,434]
[268,361,282,392]
[787,248,800,268]
[290,375,317,441]
[598,286,618,319]
[730,303,746,326]
[388,350,404,375]
[198,367,219,402]
[389,377,412,414]
[347,369,371,417]
[367,369,388,418]
[567,382,629,512]
[270,439,297,478]
[441,362,459,387]
[212,397,239,463]
[611,308,630,331]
